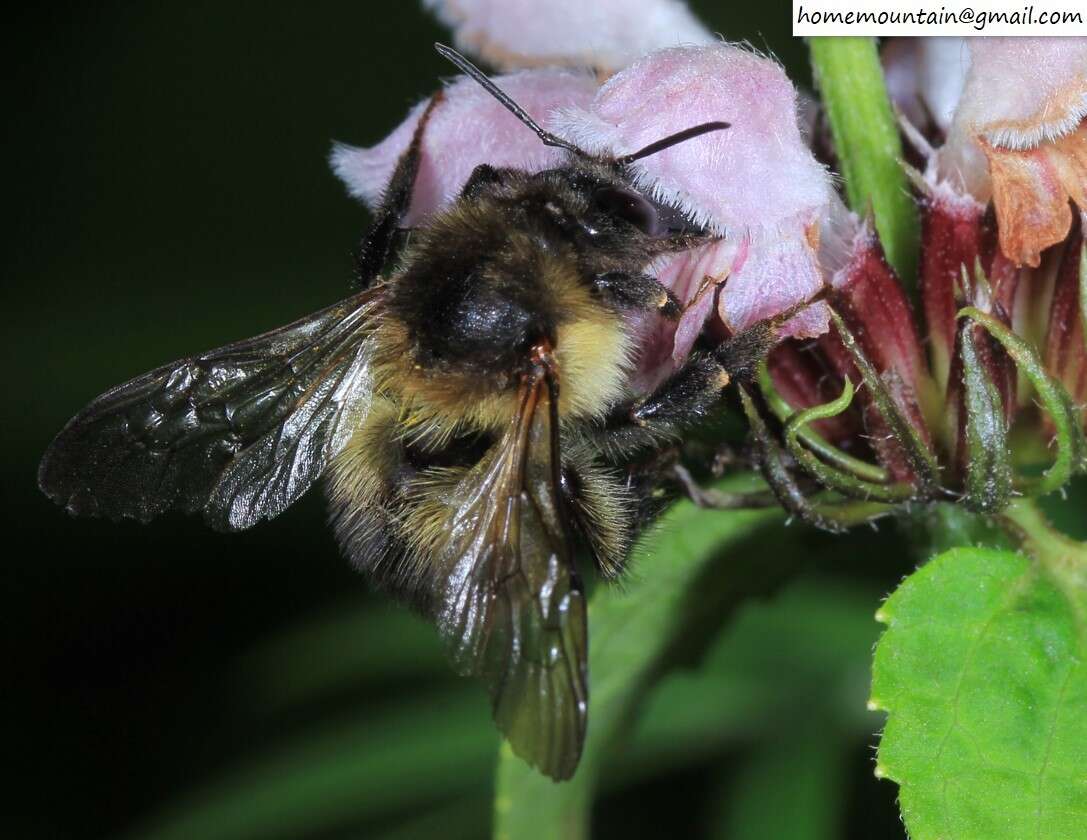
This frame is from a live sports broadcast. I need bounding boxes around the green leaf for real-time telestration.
[493,487,787,840]
[808,37,919,288]
[901,503,1014,558]
[872,545,1087,839]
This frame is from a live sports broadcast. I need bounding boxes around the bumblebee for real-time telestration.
[38,44,778,780]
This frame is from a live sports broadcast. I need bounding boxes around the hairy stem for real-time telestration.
[1000,498,1087,606]
[808,37,919,291]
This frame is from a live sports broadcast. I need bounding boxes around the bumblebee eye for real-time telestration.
[592,187,661,236]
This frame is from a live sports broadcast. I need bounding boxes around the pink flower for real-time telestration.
[423,0,713,74]
[938,38,1087,268]
[556,44,836,377]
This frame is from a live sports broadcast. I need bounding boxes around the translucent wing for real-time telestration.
[433,371,588,780]
[39,289,382,531]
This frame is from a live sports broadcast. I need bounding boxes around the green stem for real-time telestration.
[808,37,919,291]
[1000,498,1087,601]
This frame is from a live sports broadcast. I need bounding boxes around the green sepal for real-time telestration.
[958,321,1014,513]
[739,385,892,531]
[780,376,917,503]
[759,361,889,484]
[958,306,1087,496]
[829,309,941,494]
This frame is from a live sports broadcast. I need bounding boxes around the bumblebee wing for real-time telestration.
[434,374,588,781]
[39,289,383,531]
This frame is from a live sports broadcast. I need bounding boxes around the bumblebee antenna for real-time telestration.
[435,42,585,156]
[618,121,731,165]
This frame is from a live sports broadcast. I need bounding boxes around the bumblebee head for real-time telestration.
[433,42,726,265]
[521,160,716,268]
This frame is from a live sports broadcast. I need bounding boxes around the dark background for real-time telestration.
[4,3,925,838]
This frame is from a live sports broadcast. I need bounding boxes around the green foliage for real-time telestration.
[129,523,896,840]
[872,545,1087,839]
[136,690,498,840]
[710,733,844,840]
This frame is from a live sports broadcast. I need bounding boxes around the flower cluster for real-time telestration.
[335,1,1087,526]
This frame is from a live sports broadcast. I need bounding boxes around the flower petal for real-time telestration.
[331,69,597,224]
[936,38,1087,267]
[556,44,837,375]
[883,37,970,141]
[720,226,830,338]
[955,38,1087,152]
[557,45,834,234]
[423,0,713,73]
[657,237,745,363]
[983,124,1087,267]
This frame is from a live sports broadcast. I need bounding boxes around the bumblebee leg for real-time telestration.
[459,164,520,200]
[353,91,445,287]
[596,318,779,455]
[559,457,633,579]
[671,463,778,510]
[592,271,681,319]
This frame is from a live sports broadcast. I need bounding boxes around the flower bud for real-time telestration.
[957,319,1014,512]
